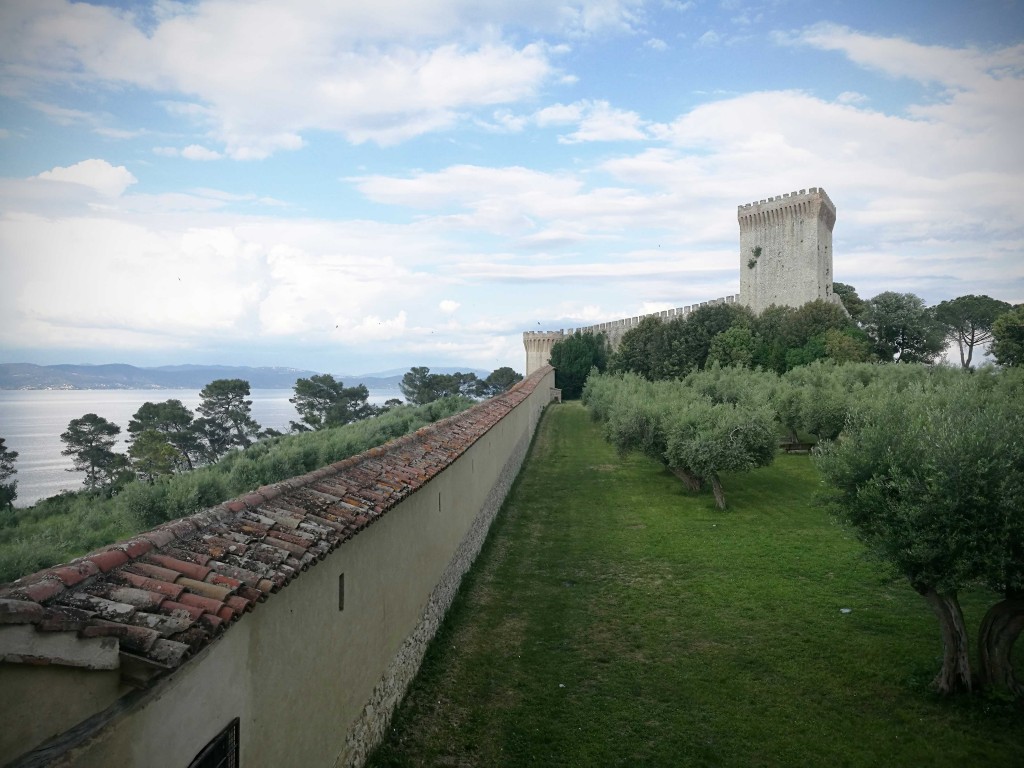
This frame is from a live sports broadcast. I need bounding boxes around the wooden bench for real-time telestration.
[780,442,815,453]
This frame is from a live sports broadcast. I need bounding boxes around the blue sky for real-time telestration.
[1,0,1021,376]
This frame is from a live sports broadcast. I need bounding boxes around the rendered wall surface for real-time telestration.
[4,368,554,768]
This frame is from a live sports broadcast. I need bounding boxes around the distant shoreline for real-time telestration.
[0,363,485,392]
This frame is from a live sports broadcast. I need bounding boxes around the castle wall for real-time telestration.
[1,368,555,768]
[523,295,739,375]
[524,186,840,373]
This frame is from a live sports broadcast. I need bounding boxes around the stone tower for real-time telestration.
[523,331,563,376]
[738,187,838,314]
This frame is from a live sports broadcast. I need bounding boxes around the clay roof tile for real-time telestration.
[0,597,45,624]
[85,549,130,574]
[175,577,231,602]
[51,560,101,587]
[157,600,206,622]
[144,554,210,582]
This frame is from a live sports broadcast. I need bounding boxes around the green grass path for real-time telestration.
[368,403,1023,767]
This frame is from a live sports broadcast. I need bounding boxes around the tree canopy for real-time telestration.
[196,379,262,458]
[549,331,608,398]
[832,282,866,320]
[128,399,201,470]
[400,367,480,405]
[128,429,182,483]
[0,437,17,510]
[862,292,945,363]
[290,374,374,431]
[815,368,1024,695]
[60,413,130,493]
[934,294,1011,368]
[990,304,1024,367]
[474,366,524,398]
[583,371,775,509]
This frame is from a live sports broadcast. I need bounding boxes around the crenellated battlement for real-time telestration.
[737,187,836,233]
[737,186,833,210]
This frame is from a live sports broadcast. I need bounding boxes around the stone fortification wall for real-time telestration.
[523,295,739,375]
[0,367,556,768]
[738,187,838,314]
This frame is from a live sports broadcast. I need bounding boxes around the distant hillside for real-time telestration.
[0,363,322,390]
[0,363,490,391]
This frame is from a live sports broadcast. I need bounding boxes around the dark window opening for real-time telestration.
[188,717,239,768]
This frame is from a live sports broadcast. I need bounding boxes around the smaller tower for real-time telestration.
[738,187,839,314]
[523,331,564,375]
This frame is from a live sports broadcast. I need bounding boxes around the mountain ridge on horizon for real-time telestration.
[0,362,493,391]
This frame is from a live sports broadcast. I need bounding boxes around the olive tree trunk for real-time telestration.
[917,586,973,694]
[978,597,1024,697]
[709,473,726,510]
[670,466,702,492]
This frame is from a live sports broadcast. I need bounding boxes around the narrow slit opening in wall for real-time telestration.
[438,492,442,512]
[188,717,239,768]
[338,573,345,612]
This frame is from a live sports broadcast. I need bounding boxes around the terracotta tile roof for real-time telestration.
[0,368,552,682]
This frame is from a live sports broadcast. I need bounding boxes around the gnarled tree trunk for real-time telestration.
[671,466,702,492]
[917,586,973,694]
[978,596,1024,697]
[709,473,726,510]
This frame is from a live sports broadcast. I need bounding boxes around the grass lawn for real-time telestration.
[367,402,1023,767]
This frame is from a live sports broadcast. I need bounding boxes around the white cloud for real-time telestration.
[34,159,137,197]
[779,23,1023,89]
[557,100,649,143]
[0,0,646,155]
[1,17,1022,374]
[348,311,409,342]
[646,38,668,51]
[492,100,650,142]
[534,102,586,126]
[836,91,867,105]
[181,144,223,161]
[697,30,720,47]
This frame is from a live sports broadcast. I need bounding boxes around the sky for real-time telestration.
[0,0,1022,377]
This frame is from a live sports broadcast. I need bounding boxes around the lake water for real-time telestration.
[0,389,399,507]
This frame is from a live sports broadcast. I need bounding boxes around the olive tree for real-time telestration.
[815,369,1024,695]
[661,398,776,509]
[584,372,775,510]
